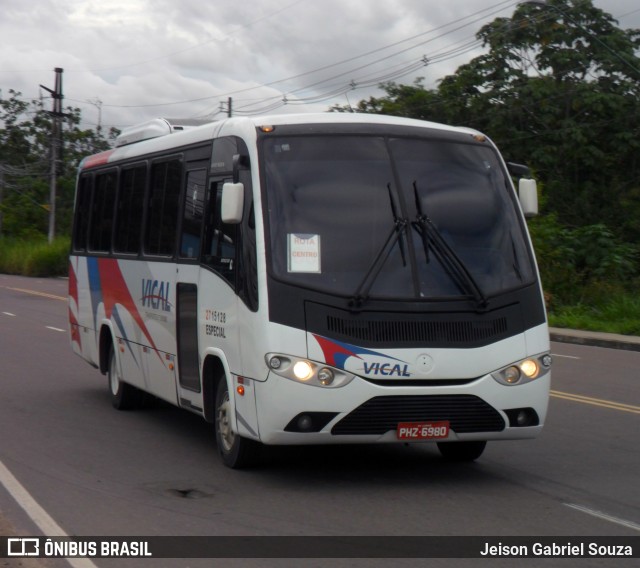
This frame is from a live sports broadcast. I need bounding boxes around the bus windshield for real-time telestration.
[263,134,534,301]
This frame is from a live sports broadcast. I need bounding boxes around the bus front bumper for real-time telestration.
[253,371,550,445]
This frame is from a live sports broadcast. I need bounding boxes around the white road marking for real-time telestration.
[45,326,66,333]
[565,503,640,532]
[2,312,16,317]
[0,459,99,568]
[551,353,581,360]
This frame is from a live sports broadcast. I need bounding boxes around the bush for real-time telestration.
[0,237,70,276]
[528,215,638,309]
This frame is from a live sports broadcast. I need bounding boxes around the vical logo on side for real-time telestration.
[141,279,172,312]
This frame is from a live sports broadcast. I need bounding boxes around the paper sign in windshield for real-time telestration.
[288,233,321,273]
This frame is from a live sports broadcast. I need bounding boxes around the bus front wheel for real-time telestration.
[214,379,261,468]
[437,441,486,462]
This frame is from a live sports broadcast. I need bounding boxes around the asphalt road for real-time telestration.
[0,274,638,568]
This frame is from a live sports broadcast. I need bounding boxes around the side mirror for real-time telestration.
[221,182,244,224]
[519,178,538,218]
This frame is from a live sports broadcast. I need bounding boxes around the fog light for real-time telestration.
[520,359,539,378]
[318,367,334,386]
[269,356,282,370]
[504,366,521,384]
[505,407,539,427]
[297,414,314,431]
[541,354,552,368]
[293,361,313,381]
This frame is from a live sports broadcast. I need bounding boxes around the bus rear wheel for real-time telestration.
[215,379,261,468]
[108,346,143,410]
[437,441,486,462]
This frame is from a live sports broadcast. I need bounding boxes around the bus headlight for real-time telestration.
[317,367,335,386]
[491,353,551,386]
[520,359,539,379]
[293,361,313,381]
[503,366,521,384]
[265,353,354,388]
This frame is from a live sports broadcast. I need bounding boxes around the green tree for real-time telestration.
[459,0,640,236]
[337,0,640,243]
[1,91,116,239]
[331,78,451,121]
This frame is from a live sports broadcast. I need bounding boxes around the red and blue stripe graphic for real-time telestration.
[312,333,403,370]
[84,257,163,366]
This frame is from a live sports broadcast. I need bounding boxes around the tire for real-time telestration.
[437,441,486,462]
[108,345,143,410]
[214,378,261,469]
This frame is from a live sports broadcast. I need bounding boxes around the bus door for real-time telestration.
[175,164,208,413]
[197,174,243,374]
[198,137,260,439]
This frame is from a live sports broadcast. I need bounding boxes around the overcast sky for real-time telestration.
[1,0,639,132]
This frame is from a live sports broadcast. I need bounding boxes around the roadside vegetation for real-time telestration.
[0,237,69,277]
[1,1,639,335]
[528,218,640,335]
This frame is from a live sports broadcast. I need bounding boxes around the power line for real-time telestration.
[40,0,639,129]
[84,0,518,112]
[195,2,519,117]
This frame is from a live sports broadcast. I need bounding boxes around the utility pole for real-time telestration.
[0,165,4,236]
[40,67,65,244]
[220,97,233,118]
[88,97,103,136]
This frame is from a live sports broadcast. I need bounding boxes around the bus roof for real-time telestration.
[80,113,483,171]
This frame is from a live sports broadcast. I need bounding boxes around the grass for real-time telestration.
[548,292,640,336]
[0,237,70,277]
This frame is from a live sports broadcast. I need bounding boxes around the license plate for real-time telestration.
[397,421,450,440]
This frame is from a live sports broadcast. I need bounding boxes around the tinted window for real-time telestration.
[210,137,239,175]
[73,174,92,251]
[89,170,117,252]
[180,169,206,259]
[264,135,535,300]
[202,179,237,284]
[145,159,182,256]
[114,165,146,254]
[389,138,534,295]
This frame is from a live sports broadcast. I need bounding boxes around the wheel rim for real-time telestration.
[109,352,120,396]
[216,391,235,453]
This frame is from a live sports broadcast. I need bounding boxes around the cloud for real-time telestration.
[2,0,638,131]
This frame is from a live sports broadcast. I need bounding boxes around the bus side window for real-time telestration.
[180,169,206,259]
[73,174,93,252]
[114,164,146,254]
[145,158,182,257]
[203,180,237,284]
[88,170,117,253]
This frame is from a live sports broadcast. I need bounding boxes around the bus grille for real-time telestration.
[331,395,505,435]
[326,315,508,346]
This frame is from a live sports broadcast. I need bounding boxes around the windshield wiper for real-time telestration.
[412,182,488,309]
[349,184,407,310]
